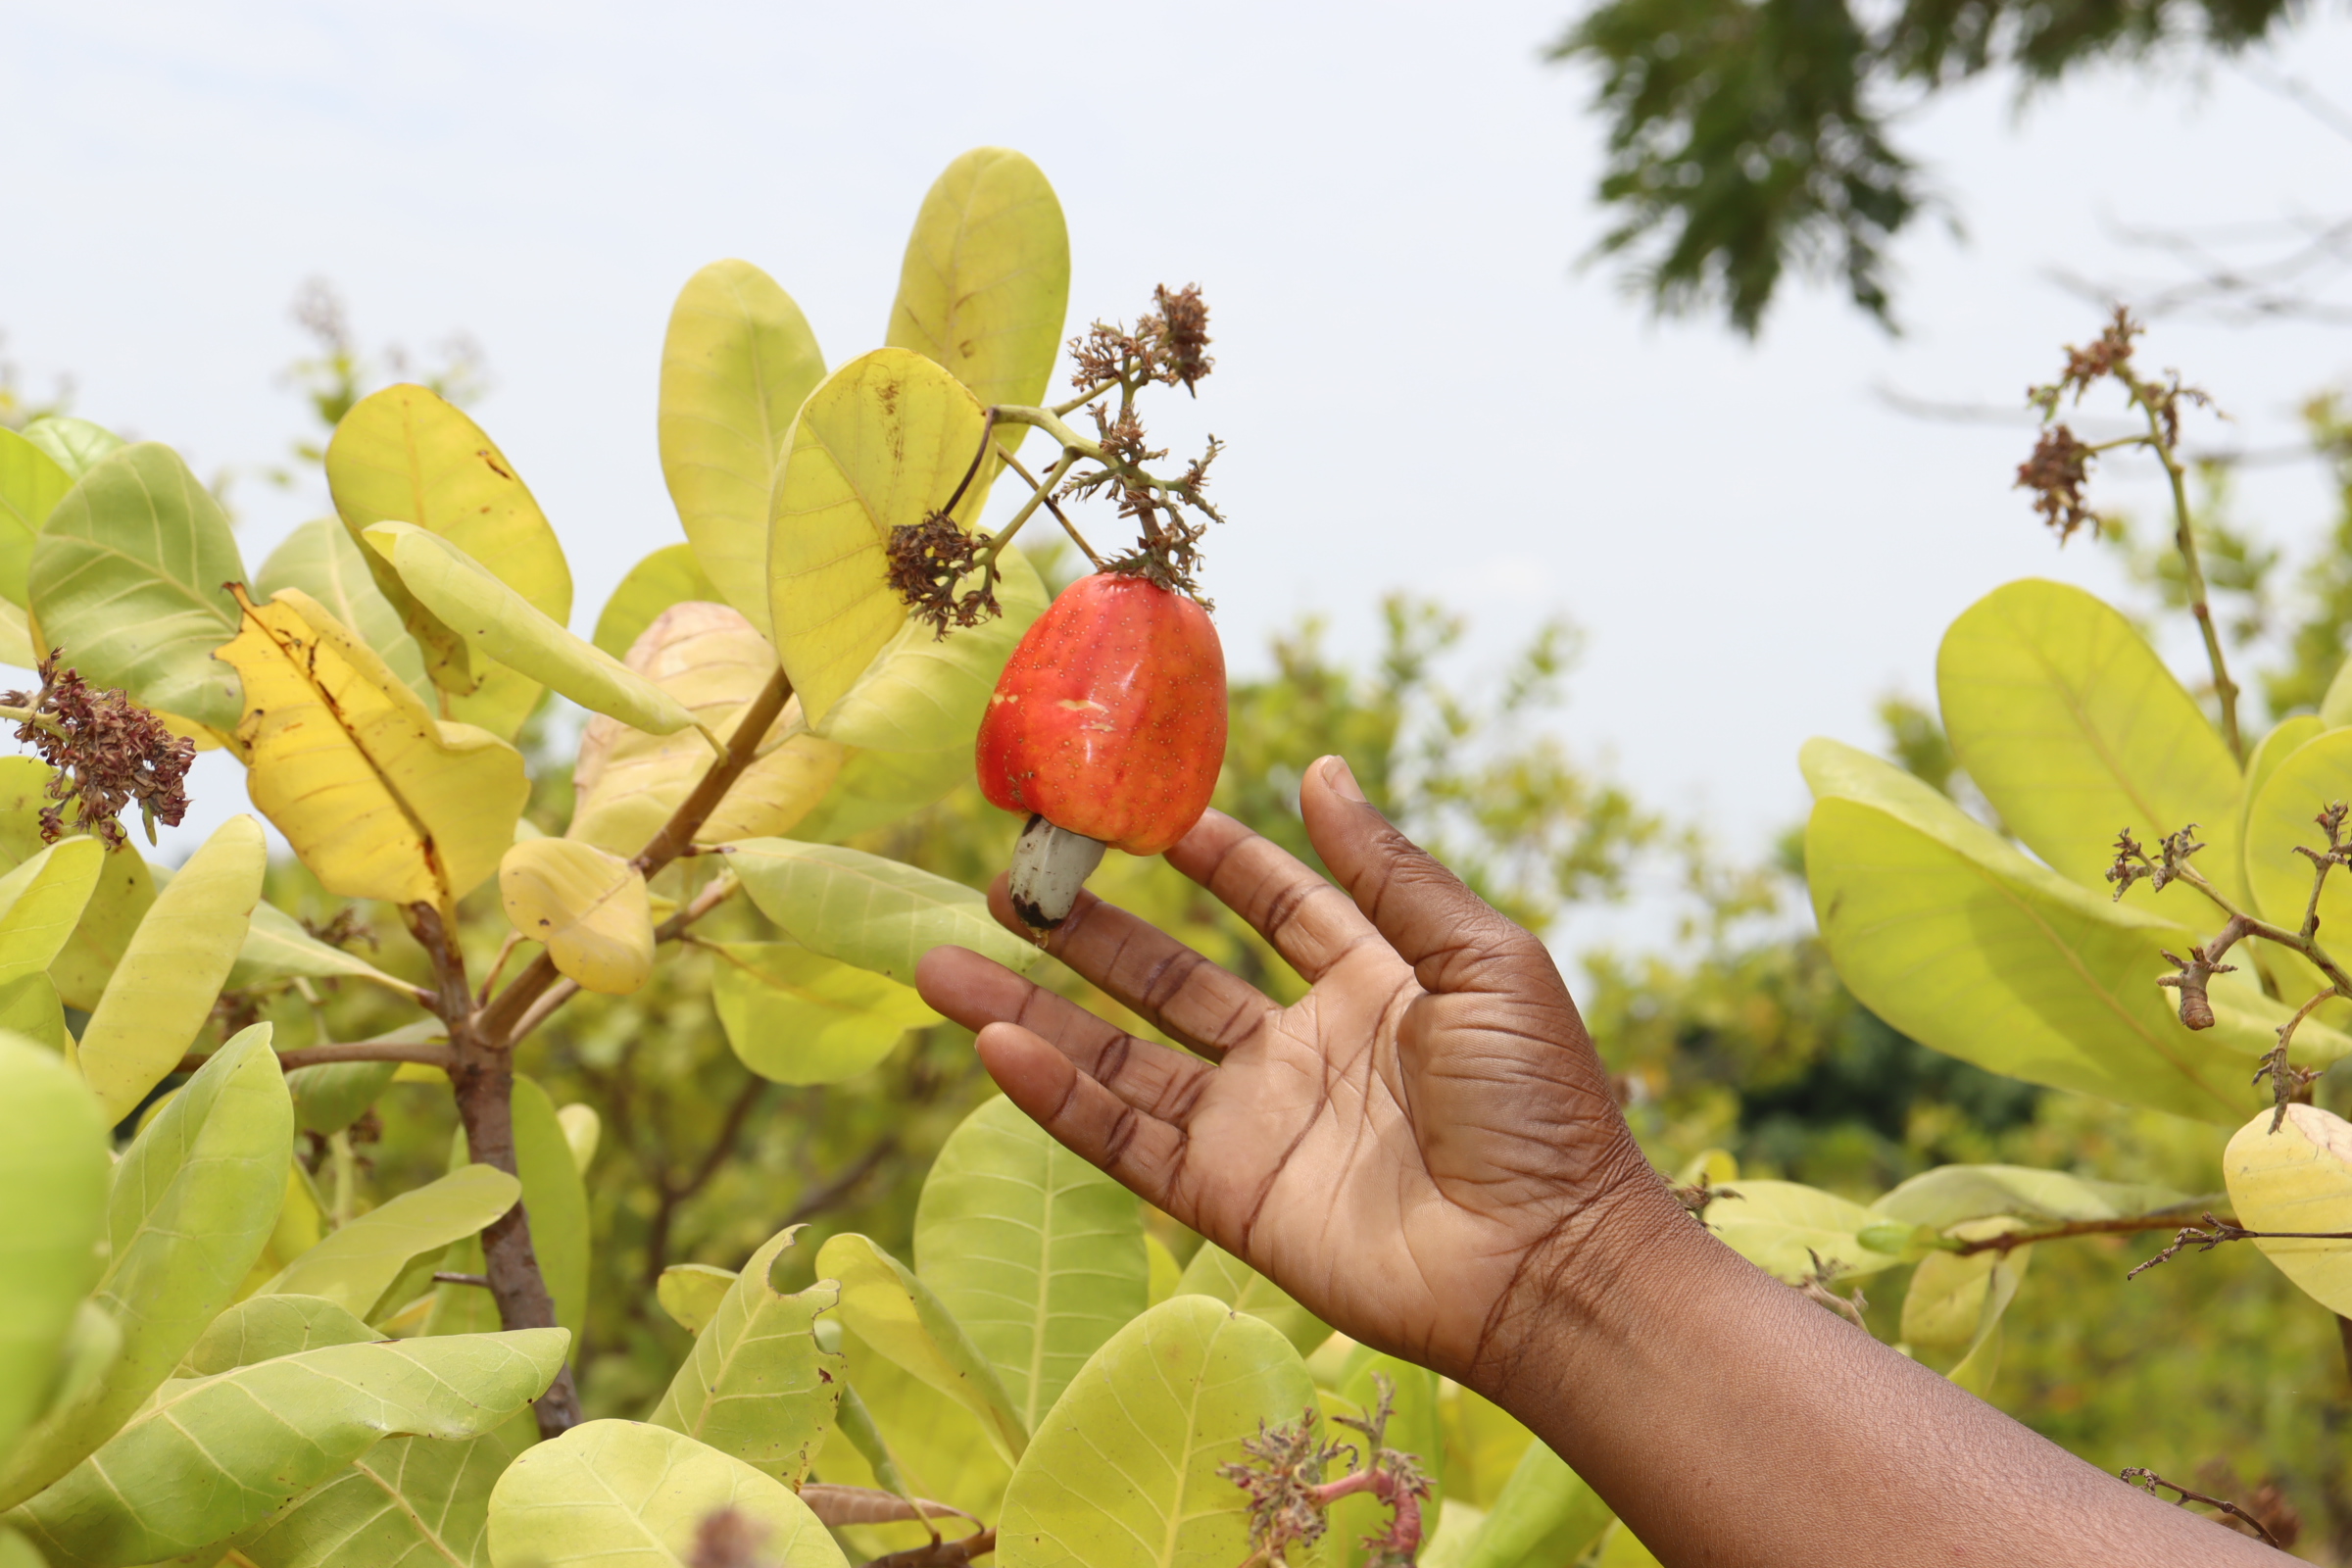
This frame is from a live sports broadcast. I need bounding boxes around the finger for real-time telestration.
[973,1019,1197,1224]
[1161,809,1385,984]
[985,875,1275,1061]
[1301,754,1545,993]
[916,945,1218,1122]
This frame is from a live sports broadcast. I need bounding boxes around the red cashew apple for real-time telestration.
[975,569,1228,926]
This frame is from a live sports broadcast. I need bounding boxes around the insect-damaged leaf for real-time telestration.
[648,1226,844,1484]
[217,586,527,907]
[500,837,656,996]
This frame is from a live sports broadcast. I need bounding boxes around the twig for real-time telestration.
[2122,1469,2284,1548]
[2128,1211,2352,1280]
[857,1527,996,1568]
[432,1271,491,1289]
[173,1038,458,1075]
[1949,1211,2212,1256]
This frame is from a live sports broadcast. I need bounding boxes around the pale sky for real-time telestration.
[7,2,2352,927]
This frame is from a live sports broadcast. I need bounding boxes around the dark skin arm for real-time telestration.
[916,756,2277,1566]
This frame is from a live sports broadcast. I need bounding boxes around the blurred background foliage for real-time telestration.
[29,283,2352,1556]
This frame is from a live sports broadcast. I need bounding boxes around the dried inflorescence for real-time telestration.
[886,513,1001,637]
[1065,408,1223,604]
[2105,823,2208,902]
[1222,1377,1432,1568]
[2016,307,2216,546]
[2015,423,2097,542]
[1,654,196,848]
[1067,283,1215,396]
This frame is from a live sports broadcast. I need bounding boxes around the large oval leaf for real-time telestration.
[568,603,840,856]
[1803,738,2270,1122]
[813,1233,1026,1462]
[1704,1180,1905,1283]
[325,384,570,738]
[486,1419,847,1568]
[2223,1103,2352,1318]
[232,899,415,996]
[500,838,655,996]
[28,442,246,730]
[648,1226,844,1483]
[15,1330,566,1568]
[813,1326,1012,1544]
[0,428,72,608]
[886,149,1070,433]
[233,1419,533,1568]
[660,261,827,640]
[256,517,433,706]
[0,1037,109,1457]
[791,745,971,845]
[18,418,124,482]
[816,547,1049,752]
[219,587,527,907]
[728,839,1040,983]
[0,1027,290,1511]
[1870,1164,2191,1231]
[0,760,155,1010]
[767,349,993,728]
[177,1295,377,1376]
[1453,1439,1613,1568]
[260,1164,523,1318]
[914,1097,1146,1430]
[708,941,938,1085]
[1172,1244,1329,1356]
[995,1296,1313,1568]
[2244,728,2352,995]
[1938,578,2243,902]
[593,544,720,662]
[0,838,102,986]
[365,522,695,737]
[75,814,265,1122]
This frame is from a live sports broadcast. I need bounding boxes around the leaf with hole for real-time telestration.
[648,1226,843,1483]
[656,1266,736,1337]
[499,838,655,996]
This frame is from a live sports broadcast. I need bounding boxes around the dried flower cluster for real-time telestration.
[2016,307,2216,546]
[1,654,195,848]
[1221,1377,1431,1568]
[1067,283,1215,396]
[886,513,1000,636]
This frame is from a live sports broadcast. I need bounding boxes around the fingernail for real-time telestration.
[1321,755,1367,804]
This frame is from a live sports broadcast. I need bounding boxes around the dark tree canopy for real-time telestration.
[1549,0,2306,335]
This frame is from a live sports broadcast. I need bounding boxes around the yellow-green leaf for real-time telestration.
[729,839,1040,984]
[568,603,840,856]
[1172,1244,1330,1357]
[708,942,938,1085]
[767,349,993,728]
[15,1330,567,1568]
[218,588,528,907]
[325,384,571,738]
[593,544,720,662]
[0,760,156,1010]
[177,1295,376,1376]
[813,1233,1026,1462]
[791,746,971,845]
[886,149,1069,442]
[0,975,65,1055]
[994,1297,1310,1568]
[0,428,72,608]
[422,1078,592,1348]
[75,814,265,1124]
[1900,1227,2030,1396]
[486,1419,847,1568]
[1700,1179,1905,1283]
[660,261,827,639]
[18,419,122,481]
[0,1037,109,1458]
[231,898,416,995]
[256,516,433,706]
[915,1098,1146,1430]
[1440,1387,1537,1513]
[809,1329,1009,1554]
[500,838,655,996]
[559,1103,600,1175]
[1803,737,2272,1122]
[816,547,1048,751]
[234,1418,533,1568]
[657,1265,737,1337]
[261,1164,523,1318]
[365,522,695,737]
[0,1028,290,1511]
[27,442,246,730]
[2223,1103,2352,1318]
[0,839,102,986]
[1870,1164,2190,1232]
[649,1226,844,1483]
[1451,1437,1612,1568]
[2243,730,2352,1009]
[1937,578,2243,902]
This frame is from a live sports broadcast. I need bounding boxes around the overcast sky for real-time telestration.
[7,2,2352,931]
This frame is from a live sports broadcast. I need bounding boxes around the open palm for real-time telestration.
[915,756,1667,1386]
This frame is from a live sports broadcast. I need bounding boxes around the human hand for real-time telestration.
[914,754,1677,1389]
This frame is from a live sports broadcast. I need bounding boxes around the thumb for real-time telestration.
[1301,755,1546,994]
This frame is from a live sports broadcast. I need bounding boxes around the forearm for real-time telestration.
[1483,1188,2276,1567]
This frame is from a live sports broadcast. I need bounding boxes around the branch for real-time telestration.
[857,1527,996,1568]
[2121,1469,2284,1549]
[1949,1211,2212,1256]
[2127,1210,2352,1279]
[477,671,790,1046]
[172,1038,458,1075]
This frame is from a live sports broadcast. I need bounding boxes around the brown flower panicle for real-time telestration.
[886,513,1000,637]
[2,653,196,849]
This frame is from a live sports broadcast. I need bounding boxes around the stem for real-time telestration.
[2137,385,2241,760]
[476,669,791,1046]
[0,705,67,742]
[1949,1212,2215,1256]
[937,409,999,520]
[172,1038,460,1075]
[986,444,1102,569]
